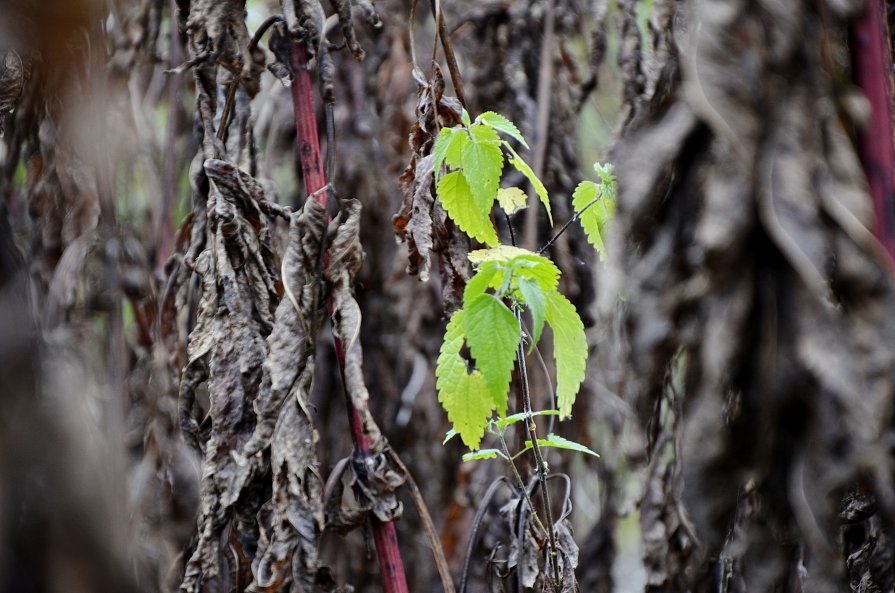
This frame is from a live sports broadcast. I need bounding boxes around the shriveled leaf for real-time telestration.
[462,449,508,462]
[462,125,504,214]
[436,310,495,449]
[496,186,528,215]
[437,171,498,246]
[478,111,529,148]
[494,409,560,430]
[523,433,599,457]
[545,290,586,418]
[507,147,551,225]
[516,276,547,347]
[464,293,519,414]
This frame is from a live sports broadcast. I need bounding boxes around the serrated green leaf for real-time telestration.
[516,276,547,347]
[494,409,559,430]
[572,179,615,261]
[545,290,586,418]
[478,111,529,149]
[464,261,503,304]
[496,187,528,215]
[511,256,560,293]
[436,310,495,449]
[443,428,457,444]
[468,245,533,264]
[462,125,504,214]
[464,294,519,414]
[462,449,507,462]
[507,146,551,225]
[438,171,498,246]
[523,433,599,457]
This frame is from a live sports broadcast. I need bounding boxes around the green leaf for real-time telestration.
[478,111,529,149]
[464,261,503,304]
[468,245,533,264]
[462,125,504,214]
[444,129,468,171]
[572,179,616,261]
[464,293,519,414]
[506,146,551,225]
[523,433,599,457]
[437,171,498,246]
[545,290,586,418]
[511,256,560,293]
[461,109,471,127]
[436,310,495,449]
[494,409,560,430]
[462,448,507,462]
[516,276,546,347]
[496,187,528,215]
[443,428,457,445]
[434,127,467,182]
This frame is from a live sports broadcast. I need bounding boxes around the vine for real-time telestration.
[432,109,617,589]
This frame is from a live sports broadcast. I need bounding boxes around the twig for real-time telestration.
[537,193,601,255]
[460,477,513,593]
[387,448,457,593]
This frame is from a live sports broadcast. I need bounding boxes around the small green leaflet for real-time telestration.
[522,433,599,457]
[496,187,527,215]
[436,310,494,449]
[545,290,586,418]
[464,262,502,305]
[506,145,551,225]
[443,428,457,444]
[461,109,472,127]
[462,449,507,462]
[494,409,560,430]
[572,177,616,261]
[478,111,529,149]
[464,294,519,414]
[468,247,560,292]
[462,125,504,214]
[516,276,546,347]
[438,171,498,246]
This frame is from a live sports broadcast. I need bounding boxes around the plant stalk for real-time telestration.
[849,0,895,258]
[289,40,409,593]
[514,306,561,587]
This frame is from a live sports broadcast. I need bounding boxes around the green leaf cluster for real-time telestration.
[435,246,587,448]
[433,111,551,246]
[572,162,617,260]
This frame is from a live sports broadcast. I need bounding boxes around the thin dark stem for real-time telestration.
[505,213,516,247]
[217,15,285,143]
[498,433,547,538]
[514,306,560,586]
[460,477,512,593]
[538,194,601,255]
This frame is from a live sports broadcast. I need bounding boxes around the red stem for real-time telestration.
[849,0,895,258]
[289,42,409,593]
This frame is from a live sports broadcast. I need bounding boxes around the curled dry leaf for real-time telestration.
[395,65,469,312]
